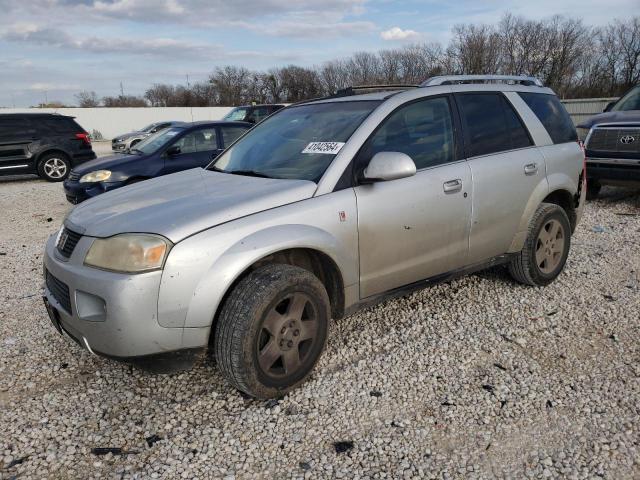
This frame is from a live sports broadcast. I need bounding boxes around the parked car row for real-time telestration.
[40,75,596,399]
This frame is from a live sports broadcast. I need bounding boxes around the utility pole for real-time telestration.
[120,82,124,97]
[44,90,48,106]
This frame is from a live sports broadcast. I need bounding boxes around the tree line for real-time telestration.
[74,14,639,108]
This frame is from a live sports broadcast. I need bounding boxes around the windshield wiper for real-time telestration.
[227,169,273,179]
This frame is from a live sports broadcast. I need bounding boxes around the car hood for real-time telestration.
[577,110,640,128]
[64,168,318,243]
[71,153,149,175]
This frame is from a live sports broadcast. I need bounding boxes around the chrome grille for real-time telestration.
[56,228,82,258]
[586,127,640,153]
[46,269,72,314]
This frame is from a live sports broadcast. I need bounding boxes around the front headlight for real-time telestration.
[84,234,172,273]
[576,127,590,143]
[80,170,112,183]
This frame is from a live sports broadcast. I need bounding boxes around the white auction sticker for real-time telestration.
[302,142,345,155]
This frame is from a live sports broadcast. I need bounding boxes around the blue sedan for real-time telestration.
[63,121,251,204]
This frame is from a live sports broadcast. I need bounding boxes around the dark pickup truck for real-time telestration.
[577,85,640,198]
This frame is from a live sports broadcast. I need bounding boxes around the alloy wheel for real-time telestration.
[256,292,319,378]
[535,218,565,274]
[43,158,68,179]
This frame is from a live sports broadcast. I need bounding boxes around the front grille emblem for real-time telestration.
[620,135,635,144]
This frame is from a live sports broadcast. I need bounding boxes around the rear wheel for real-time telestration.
[214,264,330,399]
[37,153,71,182]
[509,203,571,286]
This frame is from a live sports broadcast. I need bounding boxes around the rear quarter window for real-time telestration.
[518,93,577,144]
[37,117,83,135]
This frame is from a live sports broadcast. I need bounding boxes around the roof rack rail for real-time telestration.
[332,84,418,97]
[421,75,543,87]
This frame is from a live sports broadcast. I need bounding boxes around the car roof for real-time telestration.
[0,112,76,119]
[189,120,252,127]
[232,104,285,108]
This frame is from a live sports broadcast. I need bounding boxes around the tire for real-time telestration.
[129,139,141,148]
[586,179,601,200]
[37,152,71,182]
[214,264,330,399]
[509,203,571,287]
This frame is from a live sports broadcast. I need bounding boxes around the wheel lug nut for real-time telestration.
[280,327,286,334]
[279,340,284,347]
[294,330,299,336]
[287,340,293,347]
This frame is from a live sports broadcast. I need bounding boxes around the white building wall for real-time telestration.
[0,107,234,139]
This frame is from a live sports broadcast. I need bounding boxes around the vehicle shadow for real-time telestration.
[0,174,44,184]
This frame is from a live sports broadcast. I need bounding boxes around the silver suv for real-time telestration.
[43,75,586,398]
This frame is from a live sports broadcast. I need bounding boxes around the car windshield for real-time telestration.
[141,123,160,133]
[222,107,250,121]
[210,101,381,182]
[130,127,183,155]
[612,86,640,112]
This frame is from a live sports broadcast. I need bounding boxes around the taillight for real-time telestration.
[75,132,91,145]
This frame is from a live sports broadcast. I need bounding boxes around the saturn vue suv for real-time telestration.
[43,75,586,398]
[577,84,640,198]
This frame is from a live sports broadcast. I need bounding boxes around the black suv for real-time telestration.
[578,85,640,198]
[221,104,285,124]
[0,113,96,181]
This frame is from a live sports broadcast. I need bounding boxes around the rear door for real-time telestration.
[455,92,546,263]
[0,116,37,175]
[355,95,472,298]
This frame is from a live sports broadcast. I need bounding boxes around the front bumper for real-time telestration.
[42,233,209,359]
[63,179,127,204]
[586,156,640,183]
[112,142,127,152]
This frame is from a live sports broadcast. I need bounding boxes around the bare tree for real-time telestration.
[448,24,502,74]
[74,90,99,107]
[102,95,147,107]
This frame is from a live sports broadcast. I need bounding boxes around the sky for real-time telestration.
[0,0,636,107]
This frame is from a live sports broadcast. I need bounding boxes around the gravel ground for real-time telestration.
[0,179,639,479]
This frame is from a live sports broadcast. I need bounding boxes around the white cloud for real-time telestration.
[380,26,421,41]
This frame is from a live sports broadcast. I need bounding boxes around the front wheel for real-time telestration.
[37,153,71,182]
[509,203,571,286]
[214,264,330,399]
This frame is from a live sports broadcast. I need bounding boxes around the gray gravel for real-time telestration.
[1,179,639,479]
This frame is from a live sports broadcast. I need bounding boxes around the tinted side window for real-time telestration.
[174,128,217,154]
[220,126,247,147]
[247,107,271,124]
[458,94,511,157]
[518,92,577,144]
[0,117,36,139]
[38,117,80,134]
[502,97,533,149]
[363,96,456,170]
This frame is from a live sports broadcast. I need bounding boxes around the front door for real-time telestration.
[355,95,472,298]
[163,127,221,173]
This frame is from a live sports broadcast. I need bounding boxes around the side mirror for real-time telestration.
[603,101,616,112]
[165,145,181,156]
[362,152,416,183]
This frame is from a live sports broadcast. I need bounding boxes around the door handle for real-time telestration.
[443,179,463,193]
[524,163,538,175]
